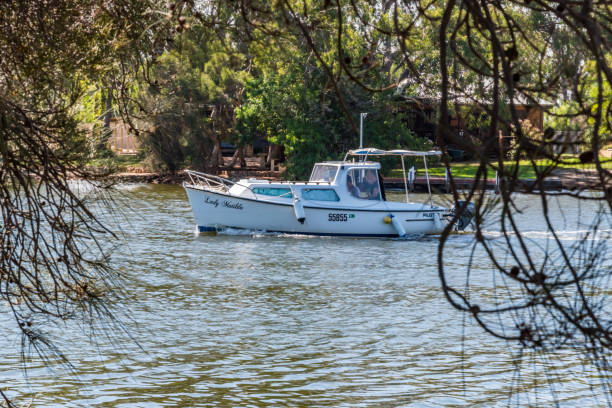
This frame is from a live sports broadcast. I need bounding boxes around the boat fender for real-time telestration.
[383,215,392,224]
[433,213,442,231]
[293,196,306,224]
[389,214,407,237]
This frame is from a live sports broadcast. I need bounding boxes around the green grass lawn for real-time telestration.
[388,157,612,179]
[87,153,144,171]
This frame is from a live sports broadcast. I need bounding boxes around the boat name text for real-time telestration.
[223,200,244,210]
[204,196,244,210]
[204,197,220,207]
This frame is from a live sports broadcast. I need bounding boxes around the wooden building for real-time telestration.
[107,119,139,154]
[397,96,550,157]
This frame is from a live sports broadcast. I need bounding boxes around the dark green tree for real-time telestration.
[0,0,170,405]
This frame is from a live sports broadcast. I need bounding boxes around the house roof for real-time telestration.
[396,78,554,108]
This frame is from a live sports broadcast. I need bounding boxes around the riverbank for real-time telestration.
[106,153,611,192]
[108,166,609,193]
[110,166,283,184]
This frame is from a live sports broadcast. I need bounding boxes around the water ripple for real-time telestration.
[0,185,608,407]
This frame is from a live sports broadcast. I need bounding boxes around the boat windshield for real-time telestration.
[309,164,338,182]
[347,168,381,200]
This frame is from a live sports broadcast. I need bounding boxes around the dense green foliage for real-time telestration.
[126,2,438,174]
[0,0,172,404]
[236,75,431,178]
[118,0,610,176]
[133,23,251,171]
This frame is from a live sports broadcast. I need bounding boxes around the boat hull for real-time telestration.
[185,186,446,237]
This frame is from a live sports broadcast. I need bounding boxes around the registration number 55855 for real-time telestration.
[328,213,348,222]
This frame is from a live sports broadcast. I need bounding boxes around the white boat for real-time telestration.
[183,148,473,237]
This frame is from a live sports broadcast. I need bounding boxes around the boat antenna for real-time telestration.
[359,112,367,148]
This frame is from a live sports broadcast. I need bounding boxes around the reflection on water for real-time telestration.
[0,184,609,406]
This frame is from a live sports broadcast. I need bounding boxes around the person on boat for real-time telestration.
[359,169,381,200]
[346,175,361,198]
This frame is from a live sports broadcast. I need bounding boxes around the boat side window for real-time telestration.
[302,189,340,201]
[348,168,381,200]
[253,187,293,198]
[309,165,338,182]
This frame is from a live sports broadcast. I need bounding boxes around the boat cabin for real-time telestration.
[309,161,383,201]
[224,148,441,206]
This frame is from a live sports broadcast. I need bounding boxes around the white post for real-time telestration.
[408,166,415,192]
[423,155,433,208]
[495,170,499,193]
[359,112,367,148]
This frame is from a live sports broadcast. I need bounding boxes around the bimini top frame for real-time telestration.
[344,147,442,160]
[344,147,443,207]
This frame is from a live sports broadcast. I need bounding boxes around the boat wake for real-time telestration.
[391,233,426,241]
[195,226,434,240]
[200,227,321,239]
[482,229,612,241]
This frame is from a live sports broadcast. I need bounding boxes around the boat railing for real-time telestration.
[184,170,258,199]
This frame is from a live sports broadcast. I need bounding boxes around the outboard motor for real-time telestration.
[453,201,475,231]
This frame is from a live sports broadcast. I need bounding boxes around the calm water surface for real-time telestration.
[1,184,610,407]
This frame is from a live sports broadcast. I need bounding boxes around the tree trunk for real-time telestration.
[227,145,246,168]
[95,87,113,156]
[209,134,222,168]
[103,87,112,128]
[207,129,224,168]
[206,106,224,168]
[266,144,282,166]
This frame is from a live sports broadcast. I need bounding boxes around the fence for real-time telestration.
[107,120,139,154]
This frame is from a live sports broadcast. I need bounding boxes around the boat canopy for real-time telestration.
[346,147,442,158]
[344,146,441,207]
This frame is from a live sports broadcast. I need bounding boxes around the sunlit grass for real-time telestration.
[388,156,612,180]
